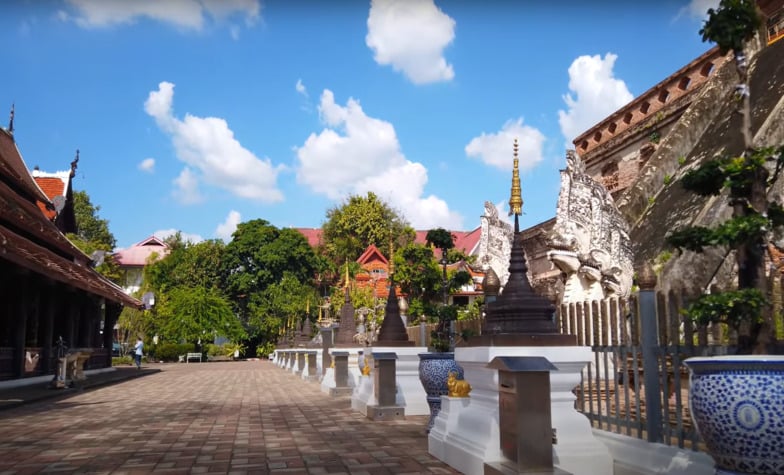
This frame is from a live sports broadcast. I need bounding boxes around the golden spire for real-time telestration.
[318,304,323,323]
[344,259,350,289]
[306,299,310,314]
[388,239,395,276]
[509,138,523,217]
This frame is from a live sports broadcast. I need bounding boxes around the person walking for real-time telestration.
[133,337,144,370]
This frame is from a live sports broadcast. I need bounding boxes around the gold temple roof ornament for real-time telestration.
[508,138,523,218]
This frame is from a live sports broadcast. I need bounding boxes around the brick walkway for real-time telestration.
[0,361,461,475]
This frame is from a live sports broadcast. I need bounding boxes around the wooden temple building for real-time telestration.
[0,117,141,382]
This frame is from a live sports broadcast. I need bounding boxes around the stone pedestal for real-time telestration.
[365,352,405,420]
[429,346,612,475]
[302,351,319,382]
[321,348,362,396]
[350,346,429,416]
[292,350,304,375]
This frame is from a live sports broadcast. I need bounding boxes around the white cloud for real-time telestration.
[216,210,242,242]
[678,0,720,20]
[558,53,634,144]
[144,81,284,204]
[153,228,204,244]
[173,167,203,204]
[465,118,546,172]
[296,89,462,229]
[366,0,455,84]
[63,0,260,32]
[295,79,308,97]
[138,157,155,173]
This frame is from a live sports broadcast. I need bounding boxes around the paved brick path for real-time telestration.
[0,361,461,475]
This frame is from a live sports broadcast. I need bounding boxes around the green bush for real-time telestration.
[155,343,196,362]
[112,356,133,366]
[256,342,275,358]
[206,343,222,357]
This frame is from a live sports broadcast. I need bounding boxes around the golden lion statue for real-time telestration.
[447,371,471,397]
[361,355,372,376]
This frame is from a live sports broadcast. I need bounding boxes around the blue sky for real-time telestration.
[1,0,718,249]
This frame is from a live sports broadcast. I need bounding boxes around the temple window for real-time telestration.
[678,77,691,90]
[658,90,669,103]
[580,140,588,150]
[593,131,602,143]
[640,101,650,114]
[623,112,633,124]
[700,62,714,77]
[608,122,617,134]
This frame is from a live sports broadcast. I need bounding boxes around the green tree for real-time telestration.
[248,272,318,343]
[393,242,442,303]
[67,190,120,282]
[221,219,319,334]
[71,190,116,248]
[145,238,225,293]
[322,192,413,266]
[157,286,246,344]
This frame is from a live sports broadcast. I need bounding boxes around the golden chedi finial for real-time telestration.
[509,138,523,217]
[318,304,323,323]
[344,259,350,289]
[388,239,395,276]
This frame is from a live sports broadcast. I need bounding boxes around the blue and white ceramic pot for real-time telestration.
[684,355,784,475]
[418,352,463,432]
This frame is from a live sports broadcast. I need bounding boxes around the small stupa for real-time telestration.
[470,139,575,346]
[375,242,414,346]
[333,261,358,347]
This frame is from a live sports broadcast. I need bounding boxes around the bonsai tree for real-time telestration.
[666,0,784,354]
[425,228,472,351]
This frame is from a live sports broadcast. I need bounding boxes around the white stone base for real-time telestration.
[349,346,430,416]
[320,347,363,394]
[351,374,375,414]
[301,354,319,382]
[429,345,613,475]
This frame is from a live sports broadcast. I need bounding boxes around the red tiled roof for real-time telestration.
[33,175,68,220]
[296,228,323,247]
[356,244,388,266]
[414,227,482,258]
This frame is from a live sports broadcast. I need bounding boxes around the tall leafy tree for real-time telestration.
[322,192,414,266]
[145,238,225,293]
[158,286,246,344]
[221,219,319,325]
[71,190,116,248]
[248,272,319,343]
[68,190,120,282]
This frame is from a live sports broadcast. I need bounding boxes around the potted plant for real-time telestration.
[665,1,784,473]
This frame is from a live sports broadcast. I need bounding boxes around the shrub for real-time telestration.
[155,343,195,362]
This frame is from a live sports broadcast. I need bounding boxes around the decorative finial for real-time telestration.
[70,149,80,178]
[509,138,523,218]
[388,239,395,277]
[344,259,350,289]
[306,299,310,314]
[8,103,14,134]
[318,304,323,323]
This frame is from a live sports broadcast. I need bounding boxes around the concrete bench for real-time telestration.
[185,352,202,363]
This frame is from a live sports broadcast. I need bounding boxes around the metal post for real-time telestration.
[638,263,663,443]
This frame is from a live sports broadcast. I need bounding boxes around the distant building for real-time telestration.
[114,236,169,294]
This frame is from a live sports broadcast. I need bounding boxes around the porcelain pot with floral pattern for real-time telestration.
[684,355,784,475]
